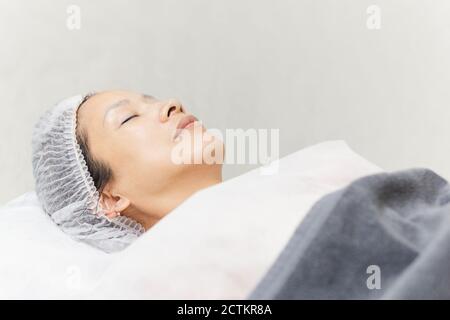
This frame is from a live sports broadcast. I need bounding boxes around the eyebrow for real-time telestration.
[142,94,155,101]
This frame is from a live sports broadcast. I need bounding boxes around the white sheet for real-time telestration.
[0,140,382,299]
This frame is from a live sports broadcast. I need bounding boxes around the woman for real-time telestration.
[32,90,224,253]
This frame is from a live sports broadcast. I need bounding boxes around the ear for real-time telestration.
[99,189,131,219]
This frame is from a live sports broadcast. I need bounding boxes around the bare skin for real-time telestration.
[77,90,223,229]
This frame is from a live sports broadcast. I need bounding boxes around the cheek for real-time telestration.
[138,127,174,163]
[114,126,178,179]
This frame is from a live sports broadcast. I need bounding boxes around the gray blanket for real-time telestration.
[248,168,450,299]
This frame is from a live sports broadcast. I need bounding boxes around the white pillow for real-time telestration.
[0,192,115,299]
[0,140,382,299]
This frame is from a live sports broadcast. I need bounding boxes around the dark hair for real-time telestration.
[76,94,113,194]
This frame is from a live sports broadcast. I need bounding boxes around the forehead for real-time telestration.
[78,90,154,120]
[80,90,138,114]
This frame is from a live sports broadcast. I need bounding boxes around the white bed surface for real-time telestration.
[0,140,382,299]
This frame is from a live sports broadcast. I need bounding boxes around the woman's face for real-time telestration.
[77,90,223,226]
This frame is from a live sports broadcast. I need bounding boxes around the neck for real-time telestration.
[138,167,223,230]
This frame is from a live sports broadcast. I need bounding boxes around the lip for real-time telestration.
[173,115,198,140]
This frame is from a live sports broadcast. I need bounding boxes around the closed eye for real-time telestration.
[121,115,138,125]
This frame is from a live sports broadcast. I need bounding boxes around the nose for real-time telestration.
[160,99,183,123]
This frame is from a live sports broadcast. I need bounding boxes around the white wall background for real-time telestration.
[1,0,450,204]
